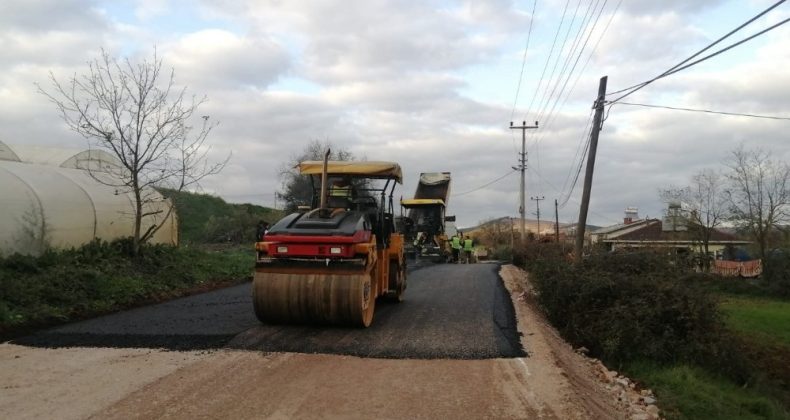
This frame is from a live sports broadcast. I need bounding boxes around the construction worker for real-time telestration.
[450,233,462,263]
[463,235,474,264]
[330,176,353,198]
[329,176,353,211]
[414,232,425,259]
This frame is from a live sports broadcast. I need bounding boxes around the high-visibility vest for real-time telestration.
[463,239,473,251]
[330,185,351,197]
[451,236,461,249]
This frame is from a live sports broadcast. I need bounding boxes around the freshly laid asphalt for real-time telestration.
[13,262,525,359]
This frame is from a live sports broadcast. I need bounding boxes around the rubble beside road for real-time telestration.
[501,265,662,420]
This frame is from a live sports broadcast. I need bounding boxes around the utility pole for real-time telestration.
[575,76,608,262]
[530,196,545,239]
[509,120,539,243]
[554,198,560,243]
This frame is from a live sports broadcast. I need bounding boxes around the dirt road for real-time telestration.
[1,264,639,419]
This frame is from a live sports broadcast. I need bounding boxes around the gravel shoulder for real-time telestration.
[1,264,642,419]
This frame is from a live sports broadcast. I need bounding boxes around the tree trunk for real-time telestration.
[133,186,143,256]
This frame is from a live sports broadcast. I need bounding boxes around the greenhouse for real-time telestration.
[0,141,178,256]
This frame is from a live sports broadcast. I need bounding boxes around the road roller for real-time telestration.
[253,152,406,327]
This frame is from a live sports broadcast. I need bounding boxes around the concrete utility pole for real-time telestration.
[554,198,560,243]
[531,196,545,239]
[509,120,539,243]
[575,76,608,262]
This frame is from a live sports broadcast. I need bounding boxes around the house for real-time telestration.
[593,207,750,257]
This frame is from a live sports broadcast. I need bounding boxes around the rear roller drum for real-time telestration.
[252,268,377,327]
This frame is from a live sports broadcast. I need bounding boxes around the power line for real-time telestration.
[531,0,585,124]
[558,110,594,205]
[529,165,621,224]
[614,101,790,121]
[530,0,621,148]
[531,0,620,207]
[656,17,790,79]
[608,1,789,103]
[529,0,597,193]
[452,169,518,197]
[510,0,538,121]
[533,0,608,135]
[534,0,599,124]
[559,131,590,209]
[522,0,571,121]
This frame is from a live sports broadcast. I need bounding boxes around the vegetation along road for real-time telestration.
[0,263,652,419]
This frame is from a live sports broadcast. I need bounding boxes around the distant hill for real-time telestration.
[461,216,600,236]
[160,189,283,244]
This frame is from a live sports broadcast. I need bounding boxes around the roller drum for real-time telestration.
[252,270,377,327]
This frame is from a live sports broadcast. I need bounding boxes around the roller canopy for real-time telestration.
[401,198,445,207]
[298,161,402,184]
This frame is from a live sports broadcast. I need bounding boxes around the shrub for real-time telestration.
[763,250,790,297]
[527,247,749,379]
[489,245,513,262]
[0,239,252,335]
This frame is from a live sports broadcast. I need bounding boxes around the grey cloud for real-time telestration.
[164,30,290,89]
[0,0,109,32]
[619,0,726,15]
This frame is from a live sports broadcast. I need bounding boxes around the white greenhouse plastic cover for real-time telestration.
[0,144,178,256]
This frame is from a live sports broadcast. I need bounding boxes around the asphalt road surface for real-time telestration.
[14,262,524,359]
[2,264,633,420]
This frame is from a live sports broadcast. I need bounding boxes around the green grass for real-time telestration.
[626,361,790,420]
[0,240,255,336]
[721,296,790,348]
[160,188,283,243]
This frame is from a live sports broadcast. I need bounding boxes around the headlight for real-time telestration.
[277,246,288,253]
[329,247,342,255]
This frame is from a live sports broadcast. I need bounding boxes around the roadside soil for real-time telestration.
[0,264,648,419]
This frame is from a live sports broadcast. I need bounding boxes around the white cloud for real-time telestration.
[163,29,290,89]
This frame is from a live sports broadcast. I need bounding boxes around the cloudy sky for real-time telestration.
[2,0,789,228]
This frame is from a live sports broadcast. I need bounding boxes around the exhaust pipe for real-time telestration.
[319,148,331,217]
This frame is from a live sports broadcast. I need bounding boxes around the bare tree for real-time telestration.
[476,217,511,248]
[725,145,790,260]
[38,49,226,255]
[661,169,729,271]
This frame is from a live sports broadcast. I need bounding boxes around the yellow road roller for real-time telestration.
[253,153,406,327]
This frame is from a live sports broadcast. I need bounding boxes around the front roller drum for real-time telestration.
[252,270,377,327]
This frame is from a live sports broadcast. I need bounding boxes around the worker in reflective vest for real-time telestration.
[451,234,462,263]
[330,178,352,197]
[463,236,474,264]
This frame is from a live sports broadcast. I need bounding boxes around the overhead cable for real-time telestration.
[608,1,789,103]
[522,0,571,121]
[452,169,518,197]
[511,0,539,121]
[615,102,790,121]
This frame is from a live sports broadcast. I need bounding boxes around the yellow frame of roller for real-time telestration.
[298,161,403,183]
